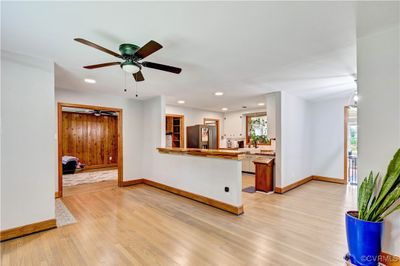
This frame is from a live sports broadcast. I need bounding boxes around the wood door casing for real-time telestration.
[166,114,184,148]
[62,112,118,168]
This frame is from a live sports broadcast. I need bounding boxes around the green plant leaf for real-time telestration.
[380,201,400,220]
[358,177,367,217]
[358,172,374,219]
[372,186,400,221]
[365,149,400,220]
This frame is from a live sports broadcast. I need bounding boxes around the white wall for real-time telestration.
[143,97,242,206]
[310,96,350,179]
[141,96,165,174]
[165,105,224,147]
[266,93,277,140]
[273,91,351,187]
[55,88,144,184]
[1,51,56,230]
[280,91,312,187]
[357,25,400,255]
[265,92,281,185]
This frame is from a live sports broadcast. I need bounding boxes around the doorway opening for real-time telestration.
[166,114,184,148]
[345,106,358,185]
[203,118,220,148]
[57,103,123,197]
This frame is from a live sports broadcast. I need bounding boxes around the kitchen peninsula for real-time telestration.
[154,147,245,214]
[157,147,245,160]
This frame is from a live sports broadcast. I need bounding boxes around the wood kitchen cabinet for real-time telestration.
[253,158,274,192]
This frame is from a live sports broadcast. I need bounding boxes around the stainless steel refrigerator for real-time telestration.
[186,125,217,149]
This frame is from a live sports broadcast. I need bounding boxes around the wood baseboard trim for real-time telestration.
[274,176,313,194]
[312,175,346,184]
[120,179,144,187]
[1,219,57,242]
[84,163,118,170]
[275,175,347,194]
[142,179,243,215]
[55,191,61,198]
[380,252,400,266]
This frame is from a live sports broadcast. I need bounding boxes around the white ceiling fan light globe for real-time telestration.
[121,61,141,74]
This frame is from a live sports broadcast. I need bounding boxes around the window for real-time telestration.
[246,112,269,145]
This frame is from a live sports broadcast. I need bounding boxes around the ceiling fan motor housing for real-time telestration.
[119,43,140,57]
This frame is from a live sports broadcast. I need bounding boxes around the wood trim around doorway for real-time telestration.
[344,106,349,184]
[203,118,220,148]
[57,102,123,197]
[166,114,185,148]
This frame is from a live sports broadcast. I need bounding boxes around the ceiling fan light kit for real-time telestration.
[74,38,182,82]
[121,60,141,74]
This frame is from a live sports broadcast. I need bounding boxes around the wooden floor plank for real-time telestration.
[1,178,357,266]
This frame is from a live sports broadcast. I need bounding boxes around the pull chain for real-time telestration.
[135,80,138,98]
[124,72,127,93]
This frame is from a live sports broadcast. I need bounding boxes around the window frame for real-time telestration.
[245,112,270,145]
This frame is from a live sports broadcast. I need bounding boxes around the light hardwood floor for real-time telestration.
[1,177,357,266]
[242,173,255,188]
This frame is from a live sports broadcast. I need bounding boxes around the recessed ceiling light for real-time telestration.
[222,107,228,111]
[84,78,96,84]
[177,100,185,104]
[258,102,265,106]
[214,92,224,96]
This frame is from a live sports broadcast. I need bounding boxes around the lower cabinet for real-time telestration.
[242,155,272,173]
[242,156,249,172]
[254,159,274,192]
[249,158,256,173]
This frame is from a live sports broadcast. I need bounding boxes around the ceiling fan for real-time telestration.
[91,110,117,117]
[74,38,182,82]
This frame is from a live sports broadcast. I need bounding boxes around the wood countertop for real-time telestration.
[252,157,274,166]
[157,147,246,160]
[252,152,275,156]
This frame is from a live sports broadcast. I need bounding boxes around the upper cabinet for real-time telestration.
[223,113,244,138]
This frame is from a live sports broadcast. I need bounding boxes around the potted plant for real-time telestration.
[346,148,400,266]
[249,118,268,148]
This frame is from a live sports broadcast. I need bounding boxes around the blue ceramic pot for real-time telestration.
[346,211,384,266]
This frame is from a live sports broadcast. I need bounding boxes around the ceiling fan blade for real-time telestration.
[74,38,121,58]
[100,111,116,116]
[83,62,121,69]
[142,61,182,74]
[134,40,162,60]
[133,71,145,82]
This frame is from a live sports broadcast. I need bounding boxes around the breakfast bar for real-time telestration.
[157,147,246,160]
[151,147,245,214]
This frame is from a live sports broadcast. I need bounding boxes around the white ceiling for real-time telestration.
[2,1,398,112]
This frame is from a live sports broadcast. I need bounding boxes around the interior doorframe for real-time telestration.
[203,118,220,148]
[57,102,123,198]
[166,114,185,148]
[344,106,349,184]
